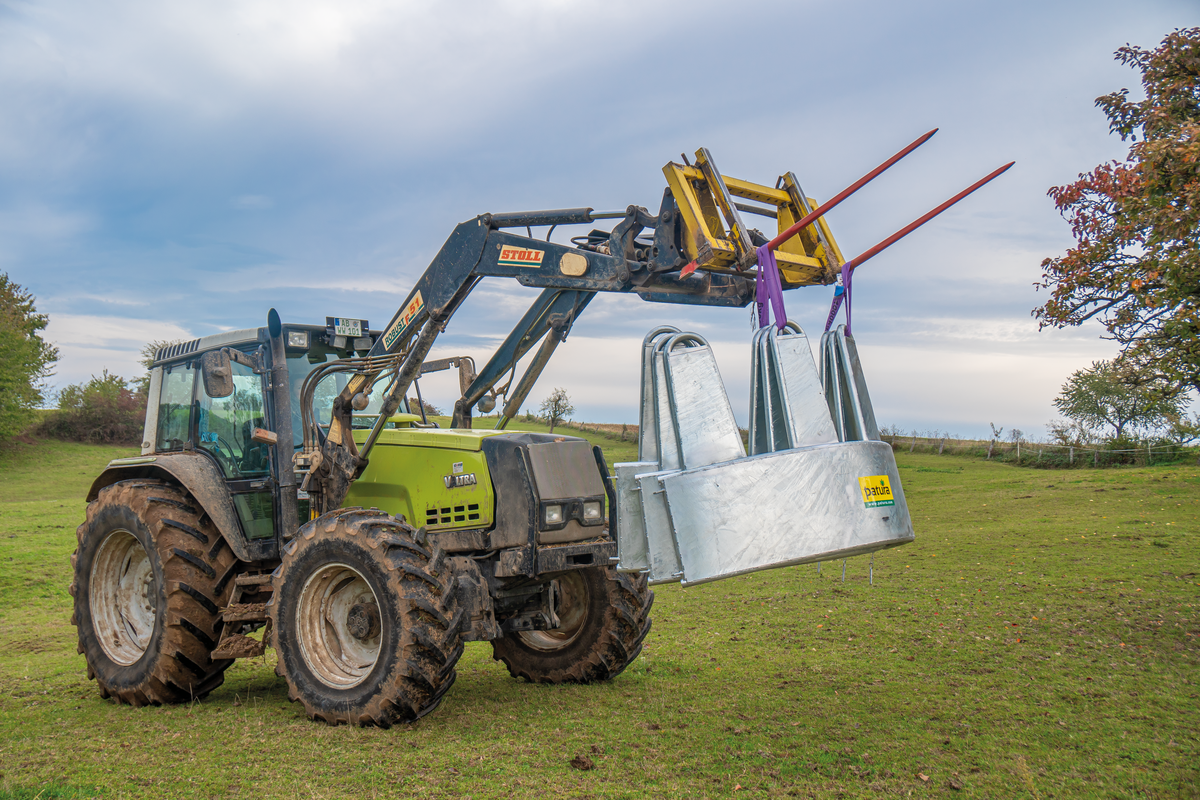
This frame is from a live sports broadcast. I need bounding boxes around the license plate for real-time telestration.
[331,318,362,337]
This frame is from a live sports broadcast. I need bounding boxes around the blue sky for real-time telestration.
[1,0,1194,437]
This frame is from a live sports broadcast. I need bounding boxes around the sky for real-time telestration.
[1,0,1195,439]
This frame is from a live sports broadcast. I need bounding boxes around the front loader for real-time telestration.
[70,141,1006,726]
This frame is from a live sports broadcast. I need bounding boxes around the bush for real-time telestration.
[407,397,441,418]
[39,371,145,445]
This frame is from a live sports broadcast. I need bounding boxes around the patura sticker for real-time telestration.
[858,475,895,508]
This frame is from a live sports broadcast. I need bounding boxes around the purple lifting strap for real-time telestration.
[823,261,853,335]
[755,244,787,330]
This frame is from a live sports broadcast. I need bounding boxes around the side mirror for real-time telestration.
[200,350,234,399]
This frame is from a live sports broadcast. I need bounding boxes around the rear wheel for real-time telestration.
[492,567,653,683]
[70,480,239,705]
[270,508,463,727]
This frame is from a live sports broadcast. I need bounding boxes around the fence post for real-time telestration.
[1016,440,1020,461]
[910,434,916,453]
[938,437,945,455]
[1069,446,1074,465]
[1037,447,1041,461]
[1094,448,1098,466]
[1147,442,1152,465]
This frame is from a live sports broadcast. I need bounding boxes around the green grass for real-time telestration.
[1,435,1197,798]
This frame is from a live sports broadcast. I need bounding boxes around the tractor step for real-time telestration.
[212,632,266,660]
[211,573,274,660]
[222,602,269,623]
[233,573,273,588]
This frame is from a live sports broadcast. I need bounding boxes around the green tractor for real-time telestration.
[71,314,652,725]
[70,151,874,726]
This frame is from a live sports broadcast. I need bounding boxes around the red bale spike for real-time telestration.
[842,161,1016,274]
[767,128,938,252]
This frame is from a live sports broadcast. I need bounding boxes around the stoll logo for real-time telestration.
[497,245,545,268]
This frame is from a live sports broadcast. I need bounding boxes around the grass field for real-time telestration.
[0,432,1197,799]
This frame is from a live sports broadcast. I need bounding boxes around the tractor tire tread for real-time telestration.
[270,509,462,727]
[491,567,653,685]
[71,479,239,706]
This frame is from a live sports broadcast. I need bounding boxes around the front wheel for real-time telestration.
[492,567,653,683]
[270,508,463,727]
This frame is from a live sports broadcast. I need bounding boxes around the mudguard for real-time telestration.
[86,452,276,562]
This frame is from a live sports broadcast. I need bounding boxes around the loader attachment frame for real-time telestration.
[297,150,853,518]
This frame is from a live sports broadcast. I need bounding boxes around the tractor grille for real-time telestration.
[155,339,200,363]
[426,503,480,526]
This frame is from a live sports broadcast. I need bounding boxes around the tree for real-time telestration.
[1045,418,1097,447]
[1053,359,1186,441]
[0,274,57,440]
[987,423,1003,459]
[539,387,574,433]
[407,397,441,418]
[134,339,183,397]
[1034,28,1200,394]
[1167,410,1200,443]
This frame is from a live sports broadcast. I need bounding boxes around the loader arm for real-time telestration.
[302,150,846,517]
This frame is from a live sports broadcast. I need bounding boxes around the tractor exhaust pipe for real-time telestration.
[268,308,301,539]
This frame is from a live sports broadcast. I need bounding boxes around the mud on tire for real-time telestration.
[269,508,463,727]
[69,479,240,705]
[492,567,653,684]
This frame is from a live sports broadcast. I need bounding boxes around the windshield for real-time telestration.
[286,345,398,449]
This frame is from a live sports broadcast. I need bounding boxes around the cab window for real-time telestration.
[195,360,270,478]
[156,362,195,451]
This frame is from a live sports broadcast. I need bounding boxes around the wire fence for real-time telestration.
[880,434,1198,469]
[531,418,1198,469]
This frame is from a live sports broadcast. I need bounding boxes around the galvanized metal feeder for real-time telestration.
[615,322,914,587]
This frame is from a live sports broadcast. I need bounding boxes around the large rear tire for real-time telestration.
[491,567,653,683]
[270,508,463,727]
[69,480,239,705]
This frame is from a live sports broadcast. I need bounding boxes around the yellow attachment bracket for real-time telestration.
[662,150,845,287]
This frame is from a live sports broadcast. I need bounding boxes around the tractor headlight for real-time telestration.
[544,504,563,525]
[286,330,309,349]
[582,500,603,521]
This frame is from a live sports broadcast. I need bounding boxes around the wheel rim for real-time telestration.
[90,529,156,666]
[518,571,589,651]
[296,562,382,689]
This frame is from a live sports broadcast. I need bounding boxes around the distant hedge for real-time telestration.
[38,371,145,445]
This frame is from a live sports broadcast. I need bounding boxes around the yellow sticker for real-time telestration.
[858,475,895,508]
[382,290,424,350]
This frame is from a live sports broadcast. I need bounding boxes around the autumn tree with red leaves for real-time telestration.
[1035,28,1200,394]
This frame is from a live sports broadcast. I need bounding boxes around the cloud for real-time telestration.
[43,314,195,385]
[0,0,1188,438]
